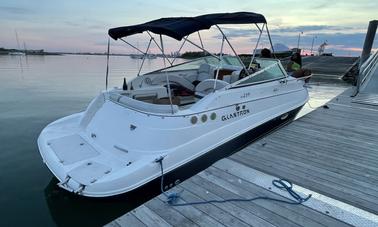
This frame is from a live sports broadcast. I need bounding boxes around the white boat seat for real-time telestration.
[152,75,195,91]
[110,94,179,114]
[231,70,241,83]
[222,75,232,83]
[120,86,168,99]
[197,64,214,81]
[195,79,229,96]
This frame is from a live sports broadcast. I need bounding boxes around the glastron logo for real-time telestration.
[221,105,250,121]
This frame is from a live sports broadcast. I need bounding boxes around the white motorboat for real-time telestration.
[38,12,309,197]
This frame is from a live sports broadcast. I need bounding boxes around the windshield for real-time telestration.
[237,58,286,85]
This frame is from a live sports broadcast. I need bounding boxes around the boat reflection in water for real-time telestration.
[44,178,155,226]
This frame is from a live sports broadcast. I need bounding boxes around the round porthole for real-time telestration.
[190,116,198,124]
[210,112,217,120]
[201,114,208,122]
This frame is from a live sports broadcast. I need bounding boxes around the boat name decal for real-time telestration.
[221,105,250,121]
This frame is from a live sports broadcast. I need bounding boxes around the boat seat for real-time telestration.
[110,94,179,114]
[195,79,229,96]
[223,72,240,84]
[152,74,195,91]
[197,64,214,81]
[120,86,168,99]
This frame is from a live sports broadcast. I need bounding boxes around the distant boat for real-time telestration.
[9,51,25,56]
[11,30,26,56]
[130,53,157,59]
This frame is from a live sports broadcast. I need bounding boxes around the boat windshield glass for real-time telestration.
[161,55,243,72]
[237,58,286,85]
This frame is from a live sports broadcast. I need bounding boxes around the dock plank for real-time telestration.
[180,179,276,227]
[174,185,251,227]
[156,194,225,227]
[190,174,301,227]
[199,166,345,227]
[144,196,197,227]
[133,205,172,227]
[246,138,378,184]
[107,212,146,227]
[231,152,378,214]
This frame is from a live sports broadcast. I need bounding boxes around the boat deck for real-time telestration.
[106,87,378,227]
[302,56,359,79]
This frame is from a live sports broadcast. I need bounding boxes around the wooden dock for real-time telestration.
[106,88,378,227]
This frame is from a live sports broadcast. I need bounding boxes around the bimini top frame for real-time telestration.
[108,12,266,41]
[105,12,275,114]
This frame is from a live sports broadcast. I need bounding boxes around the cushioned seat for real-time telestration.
[195,79,229,96]
[152,74,195,91]
[197,64,214,81]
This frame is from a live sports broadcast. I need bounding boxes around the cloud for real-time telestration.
[271,25,352,33]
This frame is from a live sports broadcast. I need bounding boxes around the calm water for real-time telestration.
[0,55,349,226]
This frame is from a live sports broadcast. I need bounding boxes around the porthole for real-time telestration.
[201,114,208,122]
[210,113,217,120]
[190,116,198,124]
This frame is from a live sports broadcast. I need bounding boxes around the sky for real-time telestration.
[0,0,377,56]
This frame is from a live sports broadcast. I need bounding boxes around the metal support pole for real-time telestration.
[355,20,378,95]
[171,36,188,65]
[183,37,220,60]
[215,25,250,76]
[266,24,276,59]
[198,31,205,56]
[297,32,303,49]
[214,36,225,90]
[310,36,317,55]
[137,38,152,77]
[120,38,146,54]
[146,31,173,66]
[160,35,174,114]
[249,23,265,68]
[105,37,110,90]
[360,20,378,66]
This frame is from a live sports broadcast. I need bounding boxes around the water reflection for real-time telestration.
[44,177,165,226]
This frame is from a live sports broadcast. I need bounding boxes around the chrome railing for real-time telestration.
[356,51,378,94]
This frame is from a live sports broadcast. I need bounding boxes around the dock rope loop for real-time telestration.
[155,156,183,204]
[156,157,311,206]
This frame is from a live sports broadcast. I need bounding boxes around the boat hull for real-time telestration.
[131,105,303,197]
[38,103,303,197]
[38,77,309,197]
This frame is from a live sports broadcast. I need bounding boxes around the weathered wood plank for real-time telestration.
[173,185,251,227]
[235,150,378,198]
[271,129,378,161]
[245,137,378,178]
[180,179,277,227]
[189,174,301,227]
[144,195,198,227]
[156,194,225,227]
[244,139,378,184]
[230,154,378,214]
[132,205,172,227]
[107,212,146,227]
[212,159,355,227]
[199,167,345,227]
[276,125,378,160]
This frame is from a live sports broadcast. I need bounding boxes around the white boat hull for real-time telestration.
[38,77,308,197]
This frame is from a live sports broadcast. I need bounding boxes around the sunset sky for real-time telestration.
[1,0,377,56]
